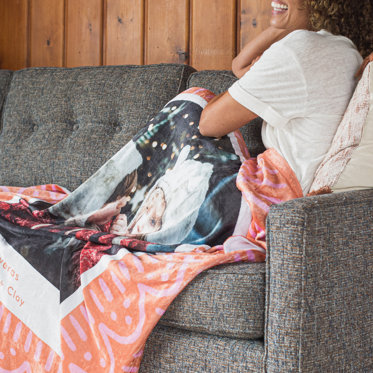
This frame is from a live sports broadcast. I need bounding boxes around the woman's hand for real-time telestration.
[232,26,292,78]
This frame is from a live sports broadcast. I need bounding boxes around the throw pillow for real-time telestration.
[309,59,373,193]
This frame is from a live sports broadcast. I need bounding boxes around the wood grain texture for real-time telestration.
[30,0,64,67]
[104,0,144,65]
[145,0,189,65]
[65,0,103,67]
[0,0,272,71]
[190,0,236,70]
[239,0,271,51]
[0,0,29,70]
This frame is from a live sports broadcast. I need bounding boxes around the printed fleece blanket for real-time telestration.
[0,88,302,372]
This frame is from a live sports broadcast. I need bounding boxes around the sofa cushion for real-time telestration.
[0,64,195,191]
[187,69,237,95]
[141,324,264,373]
[187,70,266,157]
[158,261,265,339]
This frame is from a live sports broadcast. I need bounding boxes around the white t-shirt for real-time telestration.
[228,29,362,194]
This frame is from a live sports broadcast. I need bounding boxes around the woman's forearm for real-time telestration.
[232,26,290,78]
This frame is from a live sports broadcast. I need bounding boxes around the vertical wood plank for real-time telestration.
[65,0,103,67]
[0,0,29,70]
[30,0,64,67]
[104,0,144,65]
[190,0,236,70]
[145,0,189,65]
[239,0,271,51]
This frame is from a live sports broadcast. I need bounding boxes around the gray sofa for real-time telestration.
[0,64,372,372]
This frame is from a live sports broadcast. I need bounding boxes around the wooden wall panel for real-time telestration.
[104,0,144,66]
[0,0,29,70]
[239,0,271,50]
[30,0,64,67]
[190,0,236,70]
[65,0,103,67]
[145,0,189,65]
[0,0,272,71]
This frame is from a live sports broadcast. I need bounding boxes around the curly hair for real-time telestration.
[307,0,373,58]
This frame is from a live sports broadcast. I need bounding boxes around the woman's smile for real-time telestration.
[270,0,309,31]
[271,1,289,15]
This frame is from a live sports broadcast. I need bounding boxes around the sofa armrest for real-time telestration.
[264,189,373,373]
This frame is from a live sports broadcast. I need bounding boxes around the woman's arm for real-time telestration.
[232,26,291,78]
[199,92,258,138]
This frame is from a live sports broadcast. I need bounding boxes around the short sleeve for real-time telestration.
[228,43,308,129]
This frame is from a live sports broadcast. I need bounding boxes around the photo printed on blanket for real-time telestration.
[47,92,243,253]
[0,89,244,302]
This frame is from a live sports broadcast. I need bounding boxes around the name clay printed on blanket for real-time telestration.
[0,88,302,372]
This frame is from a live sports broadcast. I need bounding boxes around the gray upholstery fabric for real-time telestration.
[187,70,266,157]
[239,117,266,157]
[0,64,195,190]
[187,70,237,96]
[265,189,373,373]
[159,262,265,339]
[0,70,13,126]
[141,324,265,373]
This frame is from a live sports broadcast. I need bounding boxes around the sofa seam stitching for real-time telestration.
[158,320,261,338]
[177,65,187,94]
[186,69,193,90]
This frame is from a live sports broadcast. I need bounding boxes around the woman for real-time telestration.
[200,0,372,195]
[52,0,372,251]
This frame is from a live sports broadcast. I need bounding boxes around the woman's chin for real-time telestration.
[270,16,287,29]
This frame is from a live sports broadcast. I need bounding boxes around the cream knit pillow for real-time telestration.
[309,61,373,193]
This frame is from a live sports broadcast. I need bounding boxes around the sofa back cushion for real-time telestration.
[0,64,195,191]
[187,70,237,95]
[187,70,265,157]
